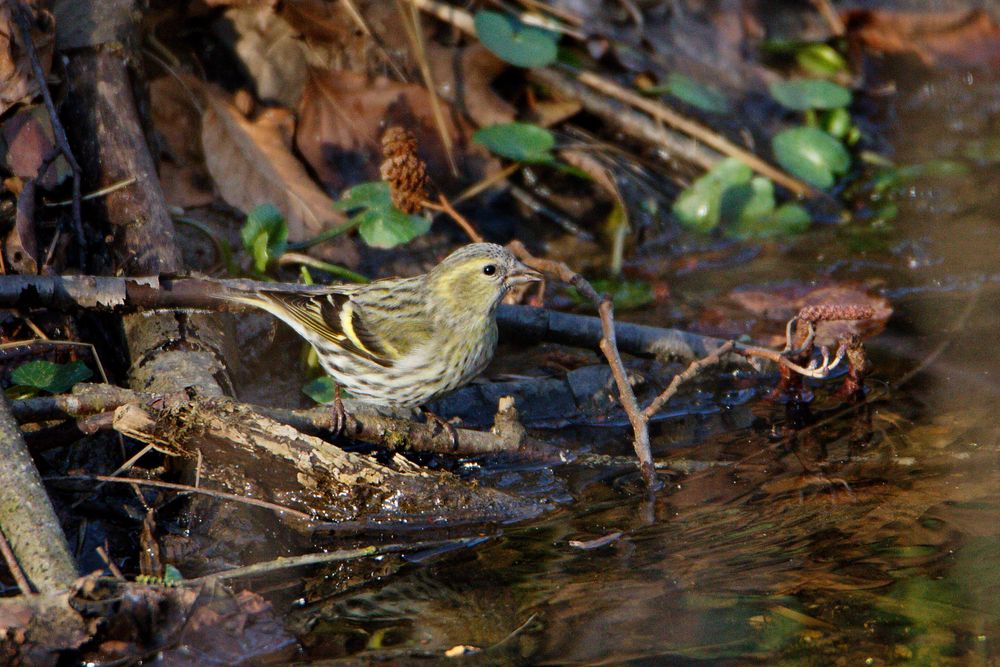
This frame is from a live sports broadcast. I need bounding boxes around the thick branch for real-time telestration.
[0,394,77,593]
[0,274,735,363]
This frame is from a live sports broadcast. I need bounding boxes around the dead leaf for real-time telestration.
[0,3,54,115]
[846,9,1000,68]
[149,76,214,208]
[296,67,495,193]
[200,85,357,265]
[6,178,38,274]
[219,4,310,107]
[427,42,516,128]
[0,105,68,190]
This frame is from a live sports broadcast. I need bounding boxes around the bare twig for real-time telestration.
[12,2,86,267]
[48,475,315,522]
[0,529,32,594]
[644,340,736,418]
[507,240,655,486]
[44,177,138,207]
[424,193,484,242]
[184,536,480,583]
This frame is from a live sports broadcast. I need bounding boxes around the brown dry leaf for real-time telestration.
[200,86,357,264]
[296,67,496,193]
[150,76,214,209]
[220,3,310,106]
[427,42,516,128]
[7,178,38,274]
[0,3,54,115]
[845,9,1000,68]
[0,105,69,189]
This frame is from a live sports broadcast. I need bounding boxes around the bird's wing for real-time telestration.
[247,289,400,367]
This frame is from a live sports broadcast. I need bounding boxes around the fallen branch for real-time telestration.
[0,393,78,593]
[11,383,564,461]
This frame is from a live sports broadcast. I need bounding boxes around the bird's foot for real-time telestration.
[423,409,459,451]
[330,387,347,440]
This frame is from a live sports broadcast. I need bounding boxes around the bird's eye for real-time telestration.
[483,264,497,276]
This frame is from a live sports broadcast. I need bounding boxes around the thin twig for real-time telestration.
[0,529,32,594]
[400,0,458,176]
[424,194,484,242]
[44,177,137,207]
[12,2,86,267]
[184,536,480,583]
[48,475,314,522]
[644,340,736,418]
[407,0,816,198]
[96,544,125,580]
[507,240,655,486]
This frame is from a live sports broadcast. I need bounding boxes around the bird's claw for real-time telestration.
[331,387,347,440]
[424,410,459,451]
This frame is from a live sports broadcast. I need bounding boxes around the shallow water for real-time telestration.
[280,70,1000,664]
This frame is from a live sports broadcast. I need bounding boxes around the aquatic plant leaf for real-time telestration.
[644,73,729,113]
[770,79,852,111]
[773,127,851,189]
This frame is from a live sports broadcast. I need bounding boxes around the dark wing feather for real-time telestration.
[258,290,395,367]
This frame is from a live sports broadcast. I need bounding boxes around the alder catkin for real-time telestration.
[380,126,427,214]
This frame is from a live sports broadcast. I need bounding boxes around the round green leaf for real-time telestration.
[773,126,851,189]
[795,44,848,77]
[721,176,776,224]
[665,73,729,114]
[727,202,811,239]
[474,11,558,68]
[672,179,723,232]
[822,107,852,139]
[769,79,852,111]
[473,122,556,163]
[302,376,337,404]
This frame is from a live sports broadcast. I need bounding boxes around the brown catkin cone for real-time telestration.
[380,127,427,214]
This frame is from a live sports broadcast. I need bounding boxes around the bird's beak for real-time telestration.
[508,262,543,286]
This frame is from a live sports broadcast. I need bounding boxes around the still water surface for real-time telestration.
[290,71,1000,665]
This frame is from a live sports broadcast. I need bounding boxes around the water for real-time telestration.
[281,70,1000,664]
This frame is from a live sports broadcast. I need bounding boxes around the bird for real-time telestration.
[220,243,542,409]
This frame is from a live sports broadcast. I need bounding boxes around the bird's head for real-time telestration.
[428,243,542,319]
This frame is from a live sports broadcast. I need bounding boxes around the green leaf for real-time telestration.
[474,10,559,68]
[358,207,430,249]
[659,73,729,114]
[795,43,848,77]
[334,181,431,249]
[727,202,811,239]
[769,79,852,111]
[240,203,288,270]
[473,123,556,163]
[822,107,852,139]
[302,376,337,404]
[773,126,851,189]
[332,181,392,212]
[11,360,92,394]
[721,176,776,224]
[672,158,753,232]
